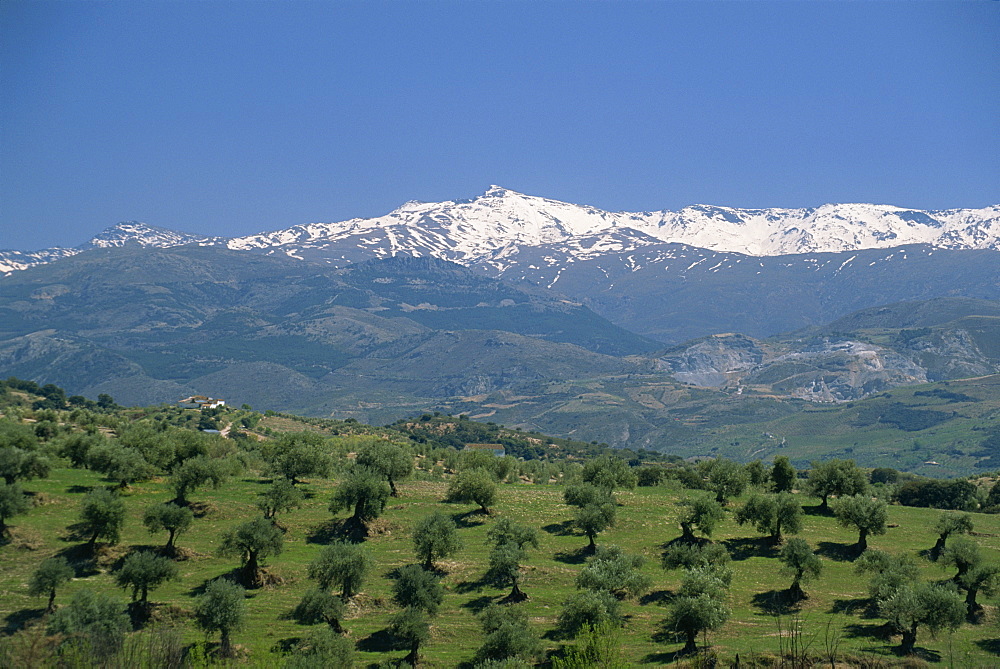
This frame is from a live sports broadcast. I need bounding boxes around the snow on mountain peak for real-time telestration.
[84,221,220,249]
[3,190,999,275]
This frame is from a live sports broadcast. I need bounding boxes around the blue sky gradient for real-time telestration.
[2,1,998,249]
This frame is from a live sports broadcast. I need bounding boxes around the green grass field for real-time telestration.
[3,463,1000,667]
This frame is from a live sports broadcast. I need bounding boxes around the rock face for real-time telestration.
[655,332,998,402]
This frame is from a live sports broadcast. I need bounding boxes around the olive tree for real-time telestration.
[170,455,228,505]
[734,493,802,543]
[308,540,373,600]
[292,588,347,633]
[0,480,30,536]
[576,545,650,601]
[474,604,540,666]
[779,538,822,602]
[329,466,391,530]
[257,478,305,522]
[389,606,430,666]
[581,456,637,494]
[356,441,414,497]
[47,590,130,661]
[574,499,616,553]
[704,458,749,504]
[661,543,733,586]
[194,579,246,658]
[662,567,730,655]
[770,456,796,493]
[445,467,497,514]
[856,549,920,602]
[880,582,964,655]
[413,511,462,570]
[28,556,74,612]
[142,502,193,555]
[265,431,333,485]
[114,551,178,609]
[87,443,153,490]
[930,512,974,561]
[806,459,867,512]
[392,564,444,615]
[833,495,887,553]
[556,589,622,639]
[217,516,284,587]
[287,627,354,667]
[79,488,126,550]
[941,537,1000,617]
[675,493,725,544]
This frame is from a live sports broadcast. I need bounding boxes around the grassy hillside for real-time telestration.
[4,463,1000,667]
[2,390,1000,667]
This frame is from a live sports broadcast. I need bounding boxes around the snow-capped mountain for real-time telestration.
[0,222,222,273]
[3,187,999,273]
[83,221,221,250]
[223,186,1000,264]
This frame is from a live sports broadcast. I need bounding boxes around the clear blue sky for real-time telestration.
[2,1,998,250]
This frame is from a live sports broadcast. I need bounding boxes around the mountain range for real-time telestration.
[4,186,999,274]
[2,187,999,472]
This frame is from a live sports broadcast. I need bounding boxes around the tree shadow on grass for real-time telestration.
[306,518,366,544]
[903,646,942,663]
[639,589,673,606]
[356,628,398,653]
[751,589,800,616]
[641,650,681,664]
[816,541,860,562]
[843,621,892,641]
[66,485,93,494]
[975,638,1000,656]
[52,542,100,577]
[542,520,576,536]
[454,575,491,594]
[553,545,591,565]
[2,607,46,634]
[829,597,874,617]
[186,570,245,598]
[722,536,779,561]
[451,509,488,529]
[803,503,833,517]
[460,595,496,613]
[270,637,302,654]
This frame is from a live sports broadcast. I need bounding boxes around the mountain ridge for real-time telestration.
[4,187,998,273]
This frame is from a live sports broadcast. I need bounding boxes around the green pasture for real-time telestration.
[3,467,1000,666]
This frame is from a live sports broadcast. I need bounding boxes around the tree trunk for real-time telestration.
[47,589,57,613]
[244,551,261,588]
[326,615,345,634]
[930,535,946,561]
[389,478,399,498]
[966,587,981,619]
[683,629,698,654]
[819,495,829,512]
[899,624,917,655]
[423,553,434,571]
[403,641,420,666]
[501,581,528,604]
[220,628,234,657]
[788,578,806,602]
[680,522,695,543]
[586,532,596,553]
[857,528,869,552]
